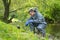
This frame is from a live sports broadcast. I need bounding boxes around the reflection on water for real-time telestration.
[46,24,60,39]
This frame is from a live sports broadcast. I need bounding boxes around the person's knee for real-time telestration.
[37,26,45,33]
[38,24,46,29]
[37,27,42,31]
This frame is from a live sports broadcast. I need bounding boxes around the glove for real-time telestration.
[25,20,34,26]
[25,21,29,26]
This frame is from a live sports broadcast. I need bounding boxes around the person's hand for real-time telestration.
[25,20,34,26]
[25,21,29,26]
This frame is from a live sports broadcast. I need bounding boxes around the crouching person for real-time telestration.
[25,8,47,37]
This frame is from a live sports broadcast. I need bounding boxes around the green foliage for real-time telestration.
[0,0,60,40]
[0,0,60,22]
[0,21,50,40]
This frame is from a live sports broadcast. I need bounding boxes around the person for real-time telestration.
[25,8,47,37]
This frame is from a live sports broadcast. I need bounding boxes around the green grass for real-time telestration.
[0,20,49,40]
[0,21,39,40]
[0,21,18,40]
